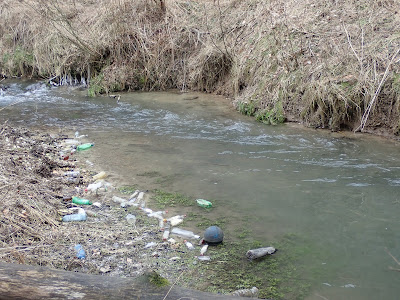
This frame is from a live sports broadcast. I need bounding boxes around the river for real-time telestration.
[1,80,400,299]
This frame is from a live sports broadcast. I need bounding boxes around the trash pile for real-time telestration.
[0,123,277,296]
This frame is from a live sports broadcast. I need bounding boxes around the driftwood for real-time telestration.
[246,247,277,260]
[0,262,236,299]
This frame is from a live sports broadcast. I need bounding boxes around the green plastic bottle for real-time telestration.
[72,196,92,205]
[196,199,212,208]
[77,143,94,151]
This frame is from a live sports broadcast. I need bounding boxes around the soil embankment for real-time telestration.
[1,0,400,138]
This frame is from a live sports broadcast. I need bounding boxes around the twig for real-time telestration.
[315,293,330,300]
[162,269,186,300]
[0,99,25,112]
[343,23,361,65]
[385,247,400,266]
[355,47,400,132]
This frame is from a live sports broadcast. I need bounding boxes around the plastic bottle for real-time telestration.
[184,240,195,250]
[93,171,107,180]
[62,208,87,222]
[148,210,167,219]
[112,196,127,204]
[64,171,80,177]
[197,256,211,261]
[167,215,186,226]
[200,244,208,256]
[162,225,170,240]
[140,207,153,214]
[126,214,136,225]
[75,244,86,259]
[196,199,212,208]
[171,228,200,239]
[137,191,145,201]
[77,143,94,151]
[159,218,166,229]
[85,181,103,192]
[72,196,92,205]
[129,190,139,200]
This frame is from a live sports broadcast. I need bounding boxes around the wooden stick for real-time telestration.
[385,247,400,266]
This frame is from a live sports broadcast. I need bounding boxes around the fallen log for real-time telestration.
[0,262,236,299]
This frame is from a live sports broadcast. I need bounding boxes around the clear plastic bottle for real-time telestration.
[171,228,200,239]
[126,214,136,225]
[162,225,170,240]
[62,208,87,222]
[62,214,87,222]
[75,244,86,259]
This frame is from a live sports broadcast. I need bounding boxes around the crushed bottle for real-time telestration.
[62,207,87,222]
[74,244,86,259]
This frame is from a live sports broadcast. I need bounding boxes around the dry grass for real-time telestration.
[1,0,400,133]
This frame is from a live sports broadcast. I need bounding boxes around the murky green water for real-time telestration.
[1,80,400,299]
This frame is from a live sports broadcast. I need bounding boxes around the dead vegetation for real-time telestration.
[1,0,400,135]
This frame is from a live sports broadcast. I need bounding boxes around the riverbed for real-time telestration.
[1,80,400,299]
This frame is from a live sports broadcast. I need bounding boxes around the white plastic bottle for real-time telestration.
[184,240,195,250]
[167,215,186,226]
[200,244,208,256]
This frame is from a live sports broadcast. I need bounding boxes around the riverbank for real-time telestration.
[1,0,400,138]
[1,123,317,299]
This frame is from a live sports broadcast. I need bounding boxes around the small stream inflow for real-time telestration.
[1,80,400,299]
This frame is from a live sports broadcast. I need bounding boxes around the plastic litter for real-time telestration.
[197,256,211,261]
[140,207,153,214]
[184,240,195,250]
[74,244,86,259]
[86,181,103,192]
[171,228,200,239]
[129,190,139,200]
[148,210,167,219]
[62,208,87,222]
[64,171,80,177]
[137,191,145,201]
[93,171,107,180]
[72,196,92,205]
[162,226,170,240]
[77,143,94,151]
[64,139,80,145]
[167,215,186,226]
[125,214,136,225]
[200,244,208,256]
[144,242,157,249]
[196,199,212,208]
[112,196,127,204]
[246,247,277,260]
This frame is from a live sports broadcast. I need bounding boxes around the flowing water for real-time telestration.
[1,80,400,299]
